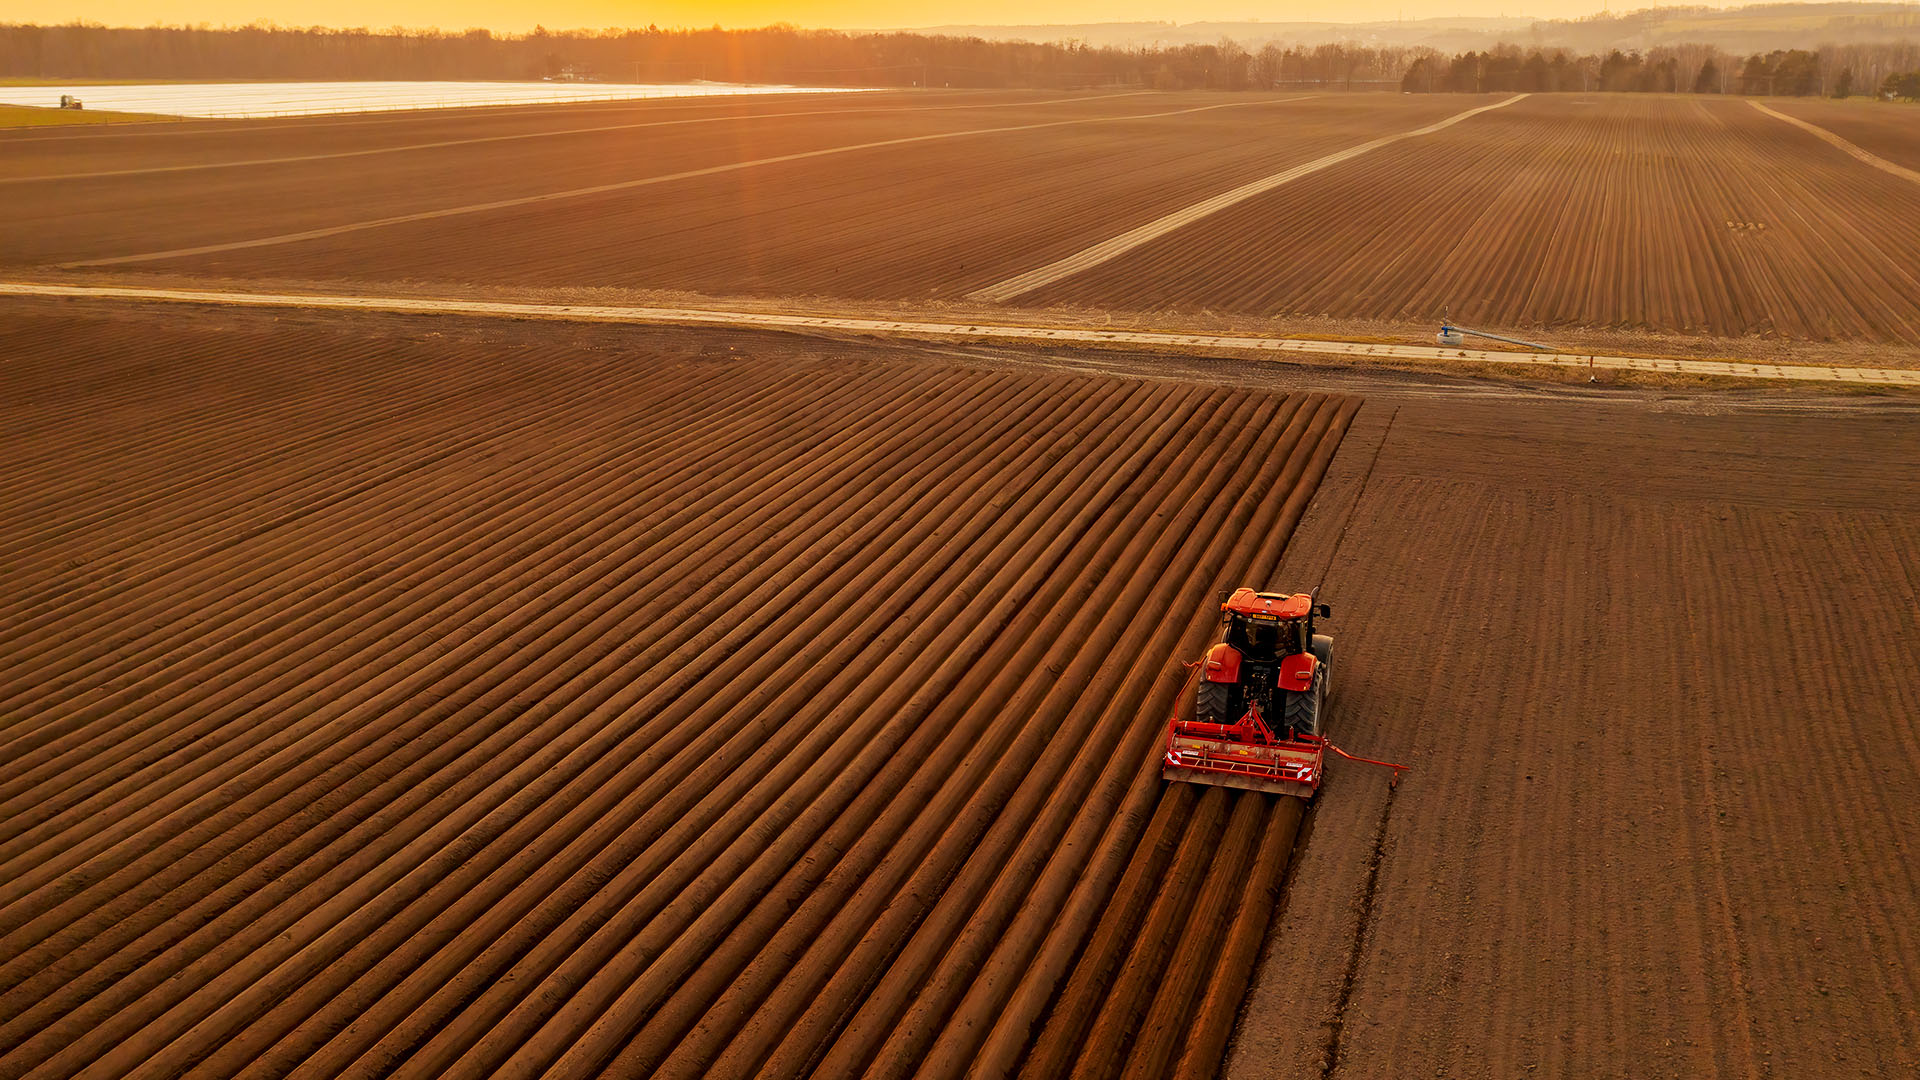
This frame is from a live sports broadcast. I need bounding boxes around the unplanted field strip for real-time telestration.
[1748,100,1920,189]
[1,91,1149,185]
[58,96,1310,269]
[8,281,1917,387]
[968,93,1528,303]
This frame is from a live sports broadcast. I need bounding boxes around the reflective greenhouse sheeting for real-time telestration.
[0,80,875,119]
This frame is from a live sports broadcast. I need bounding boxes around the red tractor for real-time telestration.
[1162,587,1338,798]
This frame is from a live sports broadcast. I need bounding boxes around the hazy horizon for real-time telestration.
[0,0,1847,36]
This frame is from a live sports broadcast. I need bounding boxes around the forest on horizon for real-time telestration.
[3,22,1918,97]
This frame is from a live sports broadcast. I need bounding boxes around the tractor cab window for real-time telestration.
[1247,621,1279,656]
[1227,610,1312,659]
[1229,616,1285,659]
[1285,618,1307,655]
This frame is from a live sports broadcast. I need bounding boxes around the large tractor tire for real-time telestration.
[1195,679,1232,724]
[1283,667,1326,738]
[1310,634,1334,706]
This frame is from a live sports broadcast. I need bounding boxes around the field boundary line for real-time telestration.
[6,281,1919,388]
[967,93,1529,303]
[0,92,1149,185]
[57,96,1314,269]
[1748,100,1920,188]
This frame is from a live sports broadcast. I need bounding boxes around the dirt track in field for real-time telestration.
[1227,392,1920,1079]
[0,301,1355,1079]
[1771,98,1920,174]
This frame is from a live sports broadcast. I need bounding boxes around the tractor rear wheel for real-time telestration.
[1311,635,1334,704]
[1283,671,1323,737]
[1195,680,1231,724]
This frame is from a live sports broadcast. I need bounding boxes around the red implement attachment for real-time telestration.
[1164,719,1326,798]
[1161,660,1406,798]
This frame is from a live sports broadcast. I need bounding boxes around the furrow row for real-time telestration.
[0,310,1360,1080]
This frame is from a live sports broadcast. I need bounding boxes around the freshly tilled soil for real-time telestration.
[1228,393,1920,1080]
[1020,94,1920,344]
[0,92,1471,287]
[0,304,1356,1079]
[1771,98,1920,173]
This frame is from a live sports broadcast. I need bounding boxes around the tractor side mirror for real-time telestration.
[1315,603,1331,618]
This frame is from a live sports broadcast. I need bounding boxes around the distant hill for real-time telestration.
[901,2,1920,53]
[1524,1,1920,53]
[895,16,1537,52]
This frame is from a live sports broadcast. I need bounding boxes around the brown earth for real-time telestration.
[0,90,1215,265]
[6,86,1920,1080]
[1225,385,1920,1079]
[6,299,1918,1080]
[1021,94,1920,345]
[0,298,1352,1079]
[7,92,1920,351]
[1771,97,1920,173]
[111,96,1480,297]
[0,91,1479,293]
[933,338,1920,1076]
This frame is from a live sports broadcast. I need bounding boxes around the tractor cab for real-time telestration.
[1162,586,1335,797]
[1222,589,1317,662]
[1164,585,1405,798]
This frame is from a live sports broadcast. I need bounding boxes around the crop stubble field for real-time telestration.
[0,302,1357,1078]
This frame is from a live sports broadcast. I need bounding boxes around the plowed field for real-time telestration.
[0,92,1478,295]
[1773,98,1920,173]
[1227,393,1920,1079]
[7,84,1920,1080]
[1,91,1218,266]
[1017,94,1920,343]
[0,300,1355,1079]
[9,92,1920,347]
[0,88,1029,179]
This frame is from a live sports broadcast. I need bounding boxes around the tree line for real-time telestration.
[3,23,1918,99]
[0,24,1395,89]
[1401,42,1920,98]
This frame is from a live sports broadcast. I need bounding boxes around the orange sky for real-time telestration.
[9,0,1715,32]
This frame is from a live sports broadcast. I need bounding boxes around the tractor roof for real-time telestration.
[1223,588,1311,619]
